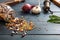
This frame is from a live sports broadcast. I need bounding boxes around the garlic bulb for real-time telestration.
[31,5,41,14]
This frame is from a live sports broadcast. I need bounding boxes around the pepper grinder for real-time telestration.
[43,0,53,14]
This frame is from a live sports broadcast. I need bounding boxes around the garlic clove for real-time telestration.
[31,5,41,14]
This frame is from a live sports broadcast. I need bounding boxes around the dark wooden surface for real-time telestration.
[0,0,60,40]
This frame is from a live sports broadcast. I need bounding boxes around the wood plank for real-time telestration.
[50,0,60,7]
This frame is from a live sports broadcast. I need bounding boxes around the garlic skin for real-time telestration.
[31,5,41,14]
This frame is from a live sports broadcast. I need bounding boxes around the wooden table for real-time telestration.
[0,0,60,40]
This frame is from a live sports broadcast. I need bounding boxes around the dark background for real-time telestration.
[0,0,60,40]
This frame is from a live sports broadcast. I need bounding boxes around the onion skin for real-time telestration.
[22,4,32,12]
